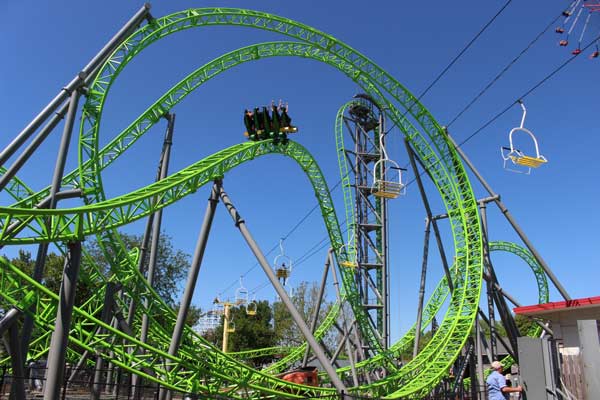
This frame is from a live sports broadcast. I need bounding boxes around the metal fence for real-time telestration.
[0,366,491,399]
[0,365,195,400]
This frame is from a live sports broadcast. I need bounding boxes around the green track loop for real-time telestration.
[0,8,491,398]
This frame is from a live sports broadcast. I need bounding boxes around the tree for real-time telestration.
[84,231,191,305]
[514,314,536,336]
[206,300,278,366]
[272,281,335,349]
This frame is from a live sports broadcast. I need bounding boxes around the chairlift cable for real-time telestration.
[447,12,562,128]
[457,30,600,148]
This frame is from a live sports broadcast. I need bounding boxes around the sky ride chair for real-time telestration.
[246,296,257,316]
[227,317,236,333]
[501,101,547,174]
[371,130,406,199]
[338,243,358,269]
[235,277,249,306]
[274,239,293,286]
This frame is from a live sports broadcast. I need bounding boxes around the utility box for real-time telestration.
[518,337,559,399]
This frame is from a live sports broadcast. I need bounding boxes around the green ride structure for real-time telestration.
[0,5,571,399]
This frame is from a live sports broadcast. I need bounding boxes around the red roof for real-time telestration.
[514,296,600,316]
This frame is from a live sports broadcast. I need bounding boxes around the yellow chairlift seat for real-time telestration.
[276,267,290,279]
[373,180,405,199]
[338,243,358,268]
[372,158,405,199]
[227,321,236,333]
[246,301,257,316]
[274,240,293,284]
[501,101,548,173]
[339,260,358,269]
[235,278,249,306]
[509,153,547,168]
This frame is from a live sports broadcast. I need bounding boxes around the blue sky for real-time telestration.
[1,0,598,340]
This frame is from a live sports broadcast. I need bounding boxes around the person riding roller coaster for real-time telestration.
[244,100,298,142]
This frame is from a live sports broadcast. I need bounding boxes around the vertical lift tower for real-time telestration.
[340,94,403,352]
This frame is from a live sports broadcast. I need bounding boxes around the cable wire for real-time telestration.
[446,12,563,128]
[458,31,600,148]
[416,0,514,102]
[217,179,343,297]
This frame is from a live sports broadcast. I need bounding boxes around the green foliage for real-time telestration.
[514,314,536,335]
[272,281,333,348]
[207,301,278,366]
[399,330,434,362]
[84,232,191,305]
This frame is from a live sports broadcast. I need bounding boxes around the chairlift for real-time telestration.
[235,277,249,306]
[501,101,547,174]
[246,297,257,316]
[227,319,236,333]
[371,130,406,199]
[556,1,600,59]
[274,239,293,286]
[338,243,358,269]
[372,159,406,199]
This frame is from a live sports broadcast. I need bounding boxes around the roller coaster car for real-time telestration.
[243,103,298,140]
[281,367,318,387]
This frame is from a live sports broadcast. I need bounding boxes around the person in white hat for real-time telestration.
[486,361,523,399]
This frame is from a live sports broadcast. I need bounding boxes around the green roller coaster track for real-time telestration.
[0,7,549,398]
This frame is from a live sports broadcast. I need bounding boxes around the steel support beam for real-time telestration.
[158,180,220,400]
[330,255,359,386]
[302,250,331,368]
[134,113,175,397]
[21,88,81,363]
[91,283,118,400]
[43,241,82,400]
[413,217,431,358]
[219,187,347,392]
[404,139,454,293]
[479,201,498,360]
[1,309,25,400]
[0,4,151,166]
[475,315,485,398]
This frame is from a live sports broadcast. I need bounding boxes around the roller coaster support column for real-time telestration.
[414,217,431,359]
[0,102,68,193]
[92,282,119,400]
[479,199,498,360]
[302,249,331,368]
[134,112,175,398]
[0,309,25,400]
[158,180,220,400]
[0,4,151,166]
[379,110,390,351]
[330,252,359,386]
[43,241,82,400]
[404,139,454,294]
[126,134,166,325]
[445,128,571,301]
[219,187,347,393]
[475,315,485,397]
[21,87,82,363]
